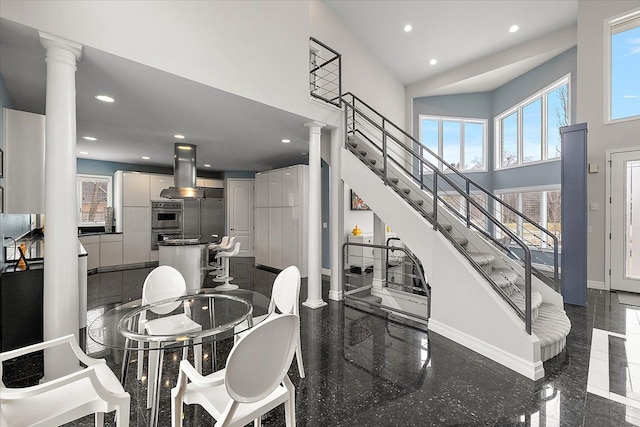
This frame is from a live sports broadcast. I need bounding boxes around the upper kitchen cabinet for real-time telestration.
[268,169,283,207]
[2,109,45,213]
[122,172,150,206]
[149,174,174,201]
[255,172,269,208]
[196,178,223,188]
[281,166,298,207]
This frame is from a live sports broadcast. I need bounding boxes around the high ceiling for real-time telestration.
[1,2,579,170]
[0,18,313,172]
[325,0,578,85]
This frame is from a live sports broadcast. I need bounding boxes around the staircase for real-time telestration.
[338,92,570,380]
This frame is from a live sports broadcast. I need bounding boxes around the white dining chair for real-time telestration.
[171,314,299,427]
[212,241,242,290]
[235,265,305,378]
[0,334,130,427]
[133,265,203,410]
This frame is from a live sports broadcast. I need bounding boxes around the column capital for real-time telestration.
[40,32,83,62]
[304,121,326,132]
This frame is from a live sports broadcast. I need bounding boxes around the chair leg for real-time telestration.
[296,332,305,378]
[254,417,262,427]
[194,337,203,374]
[137,341,145,380]
[95,412,104,427]
[171,388,184,427]
[115,403,130,427]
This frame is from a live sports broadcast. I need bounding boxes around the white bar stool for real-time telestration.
[212,242,241,290]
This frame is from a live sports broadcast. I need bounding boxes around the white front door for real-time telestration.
[611,149,640,293]
[227,179,254,257]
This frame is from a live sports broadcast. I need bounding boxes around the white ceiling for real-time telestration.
[1,2,579,171]
[325,0,578,86]
[0,18,313,172]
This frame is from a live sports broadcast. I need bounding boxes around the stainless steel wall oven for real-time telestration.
[151,201,183,249]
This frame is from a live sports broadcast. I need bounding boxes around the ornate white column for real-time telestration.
[40,32,83,379]
[329,127,344,301]
[303,121,327,309]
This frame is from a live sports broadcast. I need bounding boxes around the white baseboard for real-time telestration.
[328,290,343,301]
[587,280,606,290]
[428,319,545,381]
[322,268,331,276]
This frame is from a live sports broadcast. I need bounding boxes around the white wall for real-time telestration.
[577,0,640,285]
[1,1,405,130]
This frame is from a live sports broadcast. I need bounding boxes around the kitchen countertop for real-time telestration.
[158,238,208,246]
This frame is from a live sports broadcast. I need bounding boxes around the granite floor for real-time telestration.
[3,259,640,426]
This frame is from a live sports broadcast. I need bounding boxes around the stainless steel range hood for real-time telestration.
[160,143,204,199]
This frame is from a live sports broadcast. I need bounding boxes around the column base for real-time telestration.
[302,299,328,309]
[328,290,343,301]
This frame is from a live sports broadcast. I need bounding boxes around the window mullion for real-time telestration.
[438,120,444,171]
[542,91,548,161]
[460,121,465,171]
[517,109,523,165]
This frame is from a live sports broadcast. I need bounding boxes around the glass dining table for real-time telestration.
[87,288,272,427]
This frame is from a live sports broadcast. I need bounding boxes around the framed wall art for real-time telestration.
[350,190,370,211]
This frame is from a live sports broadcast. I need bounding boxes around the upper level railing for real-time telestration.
[309,37,341,108]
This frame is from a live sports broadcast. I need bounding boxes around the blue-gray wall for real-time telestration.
[77,158,225,179]
[413,47,577,194]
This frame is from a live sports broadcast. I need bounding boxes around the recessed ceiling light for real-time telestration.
[282,139,291,143]
[95,94,114,103]
[509,25,519,33]
[83,136,97,141]
[177,145,192,150]
[79,151,89,155]
[142,156,150,160]
[204,164,211,168]
[404,24,412,32]
[429,59,438,66]
[174,134,185,139]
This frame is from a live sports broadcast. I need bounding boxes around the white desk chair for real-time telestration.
[212,241,241,291]
[171,314,298,427]
[0,334,130,427]
[132,265,203,410]
[236,265,305,378]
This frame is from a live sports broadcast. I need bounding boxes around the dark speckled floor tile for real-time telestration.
[6,267,640,426]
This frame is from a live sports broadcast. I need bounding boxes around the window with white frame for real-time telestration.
[607,10,640,122]
[495,187,561,248]
[419,116,487,172]
[77,174,112,226]
[495,76,570,169]
[440,192,489,230]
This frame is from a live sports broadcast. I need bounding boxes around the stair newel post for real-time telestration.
[432,173,438,230]
[465,180,471,228]
[382,119,388,184]
[524,247,532,334]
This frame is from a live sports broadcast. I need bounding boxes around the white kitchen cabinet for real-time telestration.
[122,206,151,264]
[99,233,123,267]
[255,172,269,208]
[196,178,224,188]
[253,165,308,276]
[122,173,150,207]
[79,235,100,271]
[2,108,45,213]
[149,174,173,201]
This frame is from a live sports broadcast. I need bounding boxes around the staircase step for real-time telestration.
[358,150,367,156]
[453,236,468,247]
[531,303,571,361]
[510,290,543,321]
[390,177,399,184]
[414,199,424,206]
[467,252,495,275]
[401,188,411,194]
[489,268,518,295]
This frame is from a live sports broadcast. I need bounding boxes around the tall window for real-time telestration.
[77,174,112,226]
[495,76,570,169]
[608,11,640,122]
[495,187,561,248]
[419,116,487,172]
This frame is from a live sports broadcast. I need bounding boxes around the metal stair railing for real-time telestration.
[309,37,342,108]
[342,93,545,334]
[342,241,431,324]
[342,92,559,292]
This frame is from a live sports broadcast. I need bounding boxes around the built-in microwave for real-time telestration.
[151,201,182,230]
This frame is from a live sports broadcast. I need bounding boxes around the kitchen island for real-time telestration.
[158,239,208,292]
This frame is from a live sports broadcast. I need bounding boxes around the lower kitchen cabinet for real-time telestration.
[79,235,100,270]
[123,206,151,264]
[100,234,123,267]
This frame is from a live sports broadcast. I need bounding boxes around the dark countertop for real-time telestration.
[77,231,123,237]
[158,238,208,246]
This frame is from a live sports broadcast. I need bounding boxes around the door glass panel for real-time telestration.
[626,160,640,279]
